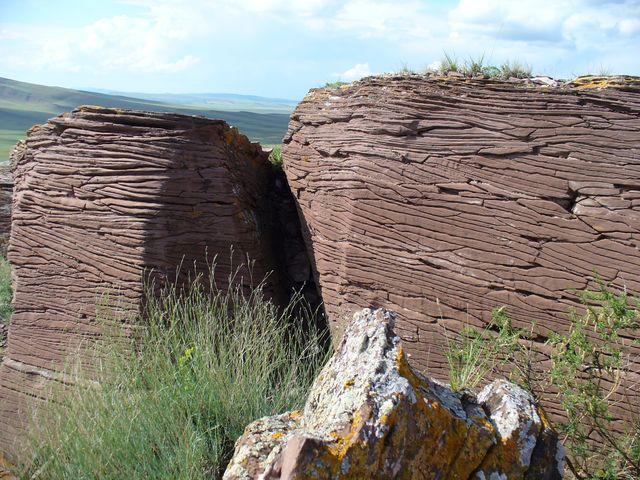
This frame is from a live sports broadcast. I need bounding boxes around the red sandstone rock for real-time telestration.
[0,106,282,456]
[0,162,12,255]
[283,74,640,428]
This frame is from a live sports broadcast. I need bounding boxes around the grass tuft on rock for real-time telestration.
[18,267,329,480]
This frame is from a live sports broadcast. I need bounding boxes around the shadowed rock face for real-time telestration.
[283,75,640,426]
[0,162,12,255]
[0,106,285,455]
[224,308,564,479]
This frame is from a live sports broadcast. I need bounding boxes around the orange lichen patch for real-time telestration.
[571,75,640,90]
[538,406,551,429]
[343,379,355,389]
[271,432,285,440]
[289,410,302,419]
[0,455,16,480]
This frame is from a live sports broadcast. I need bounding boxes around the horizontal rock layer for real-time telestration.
[224,308,564,479]
[0,107,281,456]
[0,163,12,255]
[283,75,640,427]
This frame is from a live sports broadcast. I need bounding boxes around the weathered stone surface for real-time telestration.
[282,75,640,425]
[0,106,287,456]
[224,308,563,479]
[0,161,12,255]
[475,380,564,480]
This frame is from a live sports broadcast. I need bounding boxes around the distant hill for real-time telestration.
[0,77,294,161]
[89,89,298,114]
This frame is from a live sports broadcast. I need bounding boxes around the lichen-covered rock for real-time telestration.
[475,380,564,480]
[223,308,564,479]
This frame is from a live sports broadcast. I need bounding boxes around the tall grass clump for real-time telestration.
[500,60,532,79]
[18,267,329,480]
[445,280,640,480]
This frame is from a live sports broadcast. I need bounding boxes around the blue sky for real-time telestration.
[1,0,639,99]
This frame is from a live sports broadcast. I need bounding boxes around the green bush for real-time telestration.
[445,281,640,479]
[18,268,329,480]
[268,145,283,167]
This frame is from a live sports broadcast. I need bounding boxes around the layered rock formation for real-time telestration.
[283,75,640,423]
[224,308,564,479]
[0,107,287,455]
[0,162,12,255]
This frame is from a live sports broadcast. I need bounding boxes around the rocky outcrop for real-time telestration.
[283,74,640,424]
[0,162,12,255]
[0,106,290,456]
[224,308,564,479]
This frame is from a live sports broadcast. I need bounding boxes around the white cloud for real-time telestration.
[336,62,372,81]
[1,0,638,92]
[449,0,640,48]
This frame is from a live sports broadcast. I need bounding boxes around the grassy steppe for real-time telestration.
[0,77,293,160]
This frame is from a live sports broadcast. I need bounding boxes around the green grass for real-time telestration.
[0,256,11,322]
[0,130,24,161]
[436,52,533,80]
[0,77,292,160]
[17,268,329,480]
[324,81,348,89]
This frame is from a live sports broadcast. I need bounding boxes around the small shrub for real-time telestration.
[268,145,283,167]
[547,283,640,479]
[446,281,640,479]
[18,266,329,479]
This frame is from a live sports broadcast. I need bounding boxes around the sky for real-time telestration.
[1,0,639,99]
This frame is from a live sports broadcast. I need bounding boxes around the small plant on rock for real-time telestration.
[440,52,459,73]
[444,307,525,391]
[268,145,283,167]
[500,60,532,79]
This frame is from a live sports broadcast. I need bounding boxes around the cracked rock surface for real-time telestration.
[0,106,283,456]
[223,308,564,480]
[282,75,640,427]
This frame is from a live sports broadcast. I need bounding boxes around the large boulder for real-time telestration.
[282,74,640,425]
[224,308,564,479]
[0,107,288,456]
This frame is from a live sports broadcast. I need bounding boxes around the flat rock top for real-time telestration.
[312,74,640,97]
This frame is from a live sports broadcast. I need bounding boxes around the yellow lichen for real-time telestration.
[343,379,355,389]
